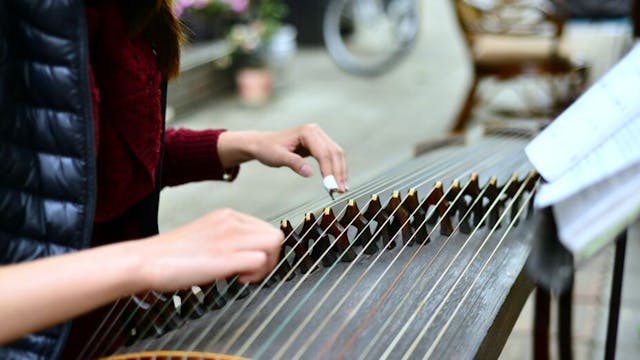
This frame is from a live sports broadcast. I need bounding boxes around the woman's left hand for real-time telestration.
[218,124,348,193]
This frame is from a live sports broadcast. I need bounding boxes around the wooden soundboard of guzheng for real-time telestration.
[94,134,540,360]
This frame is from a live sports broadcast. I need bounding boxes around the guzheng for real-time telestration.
[82,132,540,360]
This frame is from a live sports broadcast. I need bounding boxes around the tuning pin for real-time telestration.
[321,208,357,262]
[448,178,472,235]
[424,182,444,225]
[203,283,227,310]
[341,199,361,227]
[364,194,382,217]
[177,287,206,320]
[226,278,250,300]
[301,212,335,267]
[288,214,319,273]
[405,188,430,244]
[276,220,295,281]
[363,194,391,249]
[483,176,501,229]
[387,191,401,208]
[341,199,377,254]
[384,191,411,248]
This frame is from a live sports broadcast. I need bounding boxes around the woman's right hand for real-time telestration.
[0,209,283,344]
[141,209,284,291]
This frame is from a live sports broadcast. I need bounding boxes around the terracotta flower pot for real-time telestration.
[235,67,274,106]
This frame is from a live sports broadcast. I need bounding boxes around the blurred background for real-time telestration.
[162,0,638,358]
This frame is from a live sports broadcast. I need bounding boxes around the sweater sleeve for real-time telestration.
[162,128,240,187]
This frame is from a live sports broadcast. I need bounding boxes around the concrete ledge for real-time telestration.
[168,40,234,121]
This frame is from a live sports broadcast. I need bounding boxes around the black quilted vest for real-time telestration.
[0,0,97,358]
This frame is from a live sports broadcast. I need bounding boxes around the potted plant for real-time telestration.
[174,0,248,42]
[226,0,290,105]
[174,0,292,105]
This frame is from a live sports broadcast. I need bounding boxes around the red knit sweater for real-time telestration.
[86,2,237,225]
[62,5,241,354]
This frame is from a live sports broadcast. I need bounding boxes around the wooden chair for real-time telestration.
[450,0,589,133]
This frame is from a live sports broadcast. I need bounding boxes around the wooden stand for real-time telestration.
[532,231,627,359]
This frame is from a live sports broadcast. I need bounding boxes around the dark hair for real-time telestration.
[121,0,184,79]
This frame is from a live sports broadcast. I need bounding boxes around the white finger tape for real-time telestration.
[322,175,339,192]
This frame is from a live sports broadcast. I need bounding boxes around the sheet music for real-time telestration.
[525,43,640,261]
[526,43,640,202]
[552,160,640,263]
[535,117,640,207]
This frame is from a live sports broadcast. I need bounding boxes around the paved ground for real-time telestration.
[161,0,639,358]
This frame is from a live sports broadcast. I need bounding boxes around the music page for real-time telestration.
[525,43,640,262]
[526,43,640,205]
[552,160,640,262]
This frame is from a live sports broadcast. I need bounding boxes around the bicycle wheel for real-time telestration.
[323,0,420,77]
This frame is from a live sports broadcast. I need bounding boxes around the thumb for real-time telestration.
[281,151,313,177]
